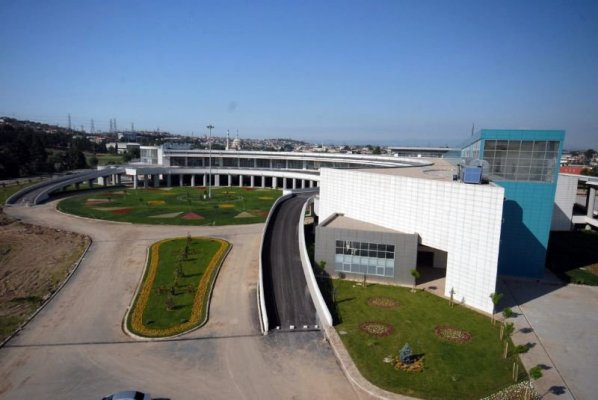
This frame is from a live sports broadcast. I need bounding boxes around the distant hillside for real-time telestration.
[0,117,104,179]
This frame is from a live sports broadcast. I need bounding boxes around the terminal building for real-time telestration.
[132,129,567,314]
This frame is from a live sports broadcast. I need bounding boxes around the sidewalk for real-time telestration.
[497,276,575,400]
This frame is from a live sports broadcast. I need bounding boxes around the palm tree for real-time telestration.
[490,292,503,325]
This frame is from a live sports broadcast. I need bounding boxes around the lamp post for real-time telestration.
[206,124,214,199]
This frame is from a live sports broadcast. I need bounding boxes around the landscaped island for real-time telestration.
[331,280,526,399]
[127,236,230,338]
[58,187,281,225]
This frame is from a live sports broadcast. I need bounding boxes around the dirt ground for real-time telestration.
[0,209,89,342]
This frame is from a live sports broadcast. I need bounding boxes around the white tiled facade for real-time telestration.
[318,168,505,314]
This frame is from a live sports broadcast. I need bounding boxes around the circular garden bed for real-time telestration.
[360,321,394,337]
[367,297,400,308]
[434,325,472,343]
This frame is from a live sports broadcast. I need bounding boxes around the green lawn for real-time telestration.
[547,230,598,285]
[57,187,281,225]
[127,237,229,337]
[332,280,524,399]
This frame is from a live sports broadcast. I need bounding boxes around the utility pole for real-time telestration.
[91,119,95,134]
[206,124,214,199]
[68,113,72,130]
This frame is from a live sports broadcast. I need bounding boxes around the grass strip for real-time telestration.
[127,237,230,338]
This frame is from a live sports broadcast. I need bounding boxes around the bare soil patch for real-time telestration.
[434,325,473,343]
[367,296,400,308]
[359,321,394,337]
[0,209,89,342]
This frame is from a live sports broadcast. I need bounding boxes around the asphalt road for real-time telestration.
[0,201,363,400]
[5,169,123,206]
[262,194,317,330]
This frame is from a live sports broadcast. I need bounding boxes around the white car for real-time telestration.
[102,390,151,400]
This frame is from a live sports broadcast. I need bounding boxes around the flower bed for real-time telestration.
[359,321,394,337]
[367,297,400,308]
[434,325,472,343]
[127,237,230,338]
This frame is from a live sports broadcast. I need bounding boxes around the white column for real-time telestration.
[191,175,195,187]
[239,175,243,187]
[203,174,208,187]
[588,187,597,218]
[261,176,266,188]
[134,175,138,189]
[228,174,232,187]
[250,175,255,187]
[292,178,297,189]
[272,177,277,189]
[283,178,287,189]
[310,180,314,188]
[179,174,183,187]
[215,175,220,187]
[301,179,305,189]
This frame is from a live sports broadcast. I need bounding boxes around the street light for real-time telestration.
[206,124,214,199]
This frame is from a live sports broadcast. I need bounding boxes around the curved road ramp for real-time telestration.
[260,193,319,332]
[5,168,124,206]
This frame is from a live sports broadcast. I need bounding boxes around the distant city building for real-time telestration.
[560,165,585,174]
[106,142,140,154]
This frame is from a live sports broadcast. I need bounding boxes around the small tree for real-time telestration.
[318,260,327,277]
[503,321,515,339]
[165,295,176,311]
[410,269,420,292]
[529,365,543,380]
[399,343,413,364]
[490,292,503,325]
[502,307,513,319]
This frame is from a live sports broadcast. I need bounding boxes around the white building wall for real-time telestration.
[552,174,578,231]
[318,168,504,314]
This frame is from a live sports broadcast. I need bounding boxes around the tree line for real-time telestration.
[0,124,105,180]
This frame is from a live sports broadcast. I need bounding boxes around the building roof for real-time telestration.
[320,214,400,233]
[355,158,458,182]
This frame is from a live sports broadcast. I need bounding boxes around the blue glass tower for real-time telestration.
[462,129,565,278]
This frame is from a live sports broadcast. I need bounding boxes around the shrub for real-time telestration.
[514,344,530,354]
[529,366,543,380]
[502,307,513,319]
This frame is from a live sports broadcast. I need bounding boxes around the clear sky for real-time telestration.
[1,0,597,148]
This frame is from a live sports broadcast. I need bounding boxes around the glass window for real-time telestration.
[240,158,253,168]
[256,159,270,168]
[332,240,395,277]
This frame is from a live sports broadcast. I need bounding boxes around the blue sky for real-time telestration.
[1,0,597,148]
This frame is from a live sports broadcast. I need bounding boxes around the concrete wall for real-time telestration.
[318,168,504,314]
[552,174,579,231]
[298,198,333,327]
[315,220,418,287]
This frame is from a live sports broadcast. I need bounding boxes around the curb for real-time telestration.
[0,233,93,348]
[323,326,418,400]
